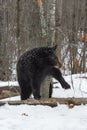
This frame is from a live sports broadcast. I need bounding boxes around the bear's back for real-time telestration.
[17,46,53,73]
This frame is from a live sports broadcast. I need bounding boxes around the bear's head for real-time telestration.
[40,45,62,68]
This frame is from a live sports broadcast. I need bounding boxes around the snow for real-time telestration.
[53,73,87,98]
[0,81,18,87]
[0,73,87,130]
[0,104,87,130]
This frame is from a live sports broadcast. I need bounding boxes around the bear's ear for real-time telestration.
[52,45,58,51]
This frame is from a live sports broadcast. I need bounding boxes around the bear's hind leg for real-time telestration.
[18,79,32,100]
[32,78,41,99]
[21,86,32,100]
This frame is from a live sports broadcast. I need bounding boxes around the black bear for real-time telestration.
[17,45,70,100]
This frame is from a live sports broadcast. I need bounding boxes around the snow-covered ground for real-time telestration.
[0,73,87,130]
[53,73,87,98]
[0,104,87,130]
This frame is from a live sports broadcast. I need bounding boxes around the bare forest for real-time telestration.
[0,0,87,81]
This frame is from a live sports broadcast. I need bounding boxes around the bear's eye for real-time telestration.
[44,49,52,54]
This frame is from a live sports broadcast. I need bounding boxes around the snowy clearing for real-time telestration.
[0,73,87,130]
[0,104,87,130]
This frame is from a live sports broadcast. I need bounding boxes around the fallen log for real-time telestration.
[8,99,57,107]
[0,86,20,92]
[0,98,87,107]
[0,101,6,106]
[0,86,20,99]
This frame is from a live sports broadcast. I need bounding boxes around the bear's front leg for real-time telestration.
[50,67,71,89]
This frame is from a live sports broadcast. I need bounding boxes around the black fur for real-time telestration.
[17,45,70,100]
